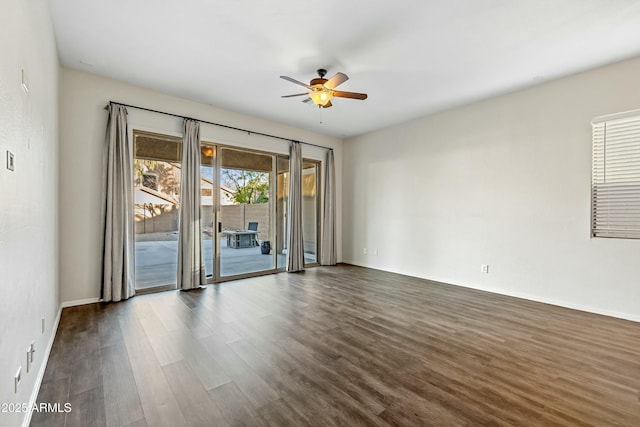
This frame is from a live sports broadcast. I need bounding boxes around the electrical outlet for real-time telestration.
[481,264,489,274]
[363,248,367,255]
[14,367,21,393]
[26,341,36,373]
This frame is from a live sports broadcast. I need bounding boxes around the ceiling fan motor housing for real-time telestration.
[310,77,328,86]
[311,69,329,89]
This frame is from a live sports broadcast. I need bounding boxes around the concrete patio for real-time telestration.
[135,232,313,289]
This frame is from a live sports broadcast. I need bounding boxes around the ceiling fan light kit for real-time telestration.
[309,89,334,107]
[281,68,367,109]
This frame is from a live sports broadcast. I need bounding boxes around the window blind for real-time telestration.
[592,112,640,238]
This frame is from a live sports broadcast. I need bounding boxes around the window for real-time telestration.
[592,111,640,238]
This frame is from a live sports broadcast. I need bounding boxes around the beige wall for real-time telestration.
[344,55,640,322]
[135,206,178,234]
[220,204,271,241]
[59,68,343,303]
[135,203,272,241]
[0,1,59,425]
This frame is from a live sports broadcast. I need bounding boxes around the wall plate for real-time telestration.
[15,367,21,393]
[21,69,29,93]
[6,151,14,171]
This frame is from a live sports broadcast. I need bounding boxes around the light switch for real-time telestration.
[21,69,29,93]
[6,151,14,171]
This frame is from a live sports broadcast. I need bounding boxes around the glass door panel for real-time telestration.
[276,156,289,270]
[302,161,320,266]
[218,147,276,277]
[201,144,216,280]
[275,157,320,268]
[133,131,182,291]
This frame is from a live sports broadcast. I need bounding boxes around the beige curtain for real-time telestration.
[177,119,206,290]
[102,104,135,302]
[321,149,336,265]
[287,141,305,272]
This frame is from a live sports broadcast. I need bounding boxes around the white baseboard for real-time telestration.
[425,276,640,323]
[463,284,640,323]
[60,297,101,308]
[22,305,62,427]
[342,262,640,323]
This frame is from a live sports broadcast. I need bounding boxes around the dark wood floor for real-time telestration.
[32,265,640,426]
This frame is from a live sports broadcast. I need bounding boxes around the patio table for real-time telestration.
[223,230,258,249]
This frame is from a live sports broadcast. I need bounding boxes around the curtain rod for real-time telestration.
[105,101,333,151]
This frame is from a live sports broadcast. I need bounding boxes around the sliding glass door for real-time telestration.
[275,157,321,268]
[133,131,182,291]
[133,131,321,290]
[217,147,277,278]
[302,160,320,266]
[276,156,289,270]
[201,144,216,280]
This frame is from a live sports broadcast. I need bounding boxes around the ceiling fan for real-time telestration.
[280,69,368,108]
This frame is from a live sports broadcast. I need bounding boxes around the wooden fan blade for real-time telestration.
[322,100,333,108]
[280,76,311,89]
[333,90,368,100]
[324,72,349,89]
[282,93,310,98]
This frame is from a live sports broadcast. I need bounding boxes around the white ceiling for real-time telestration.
[49,0,640,138]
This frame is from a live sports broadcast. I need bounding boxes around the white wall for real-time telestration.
[344,56,640,321]
[59,68,343,304]
[0,1,59,425]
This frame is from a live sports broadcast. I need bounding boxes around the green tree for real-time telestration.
[222,169,269,204]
